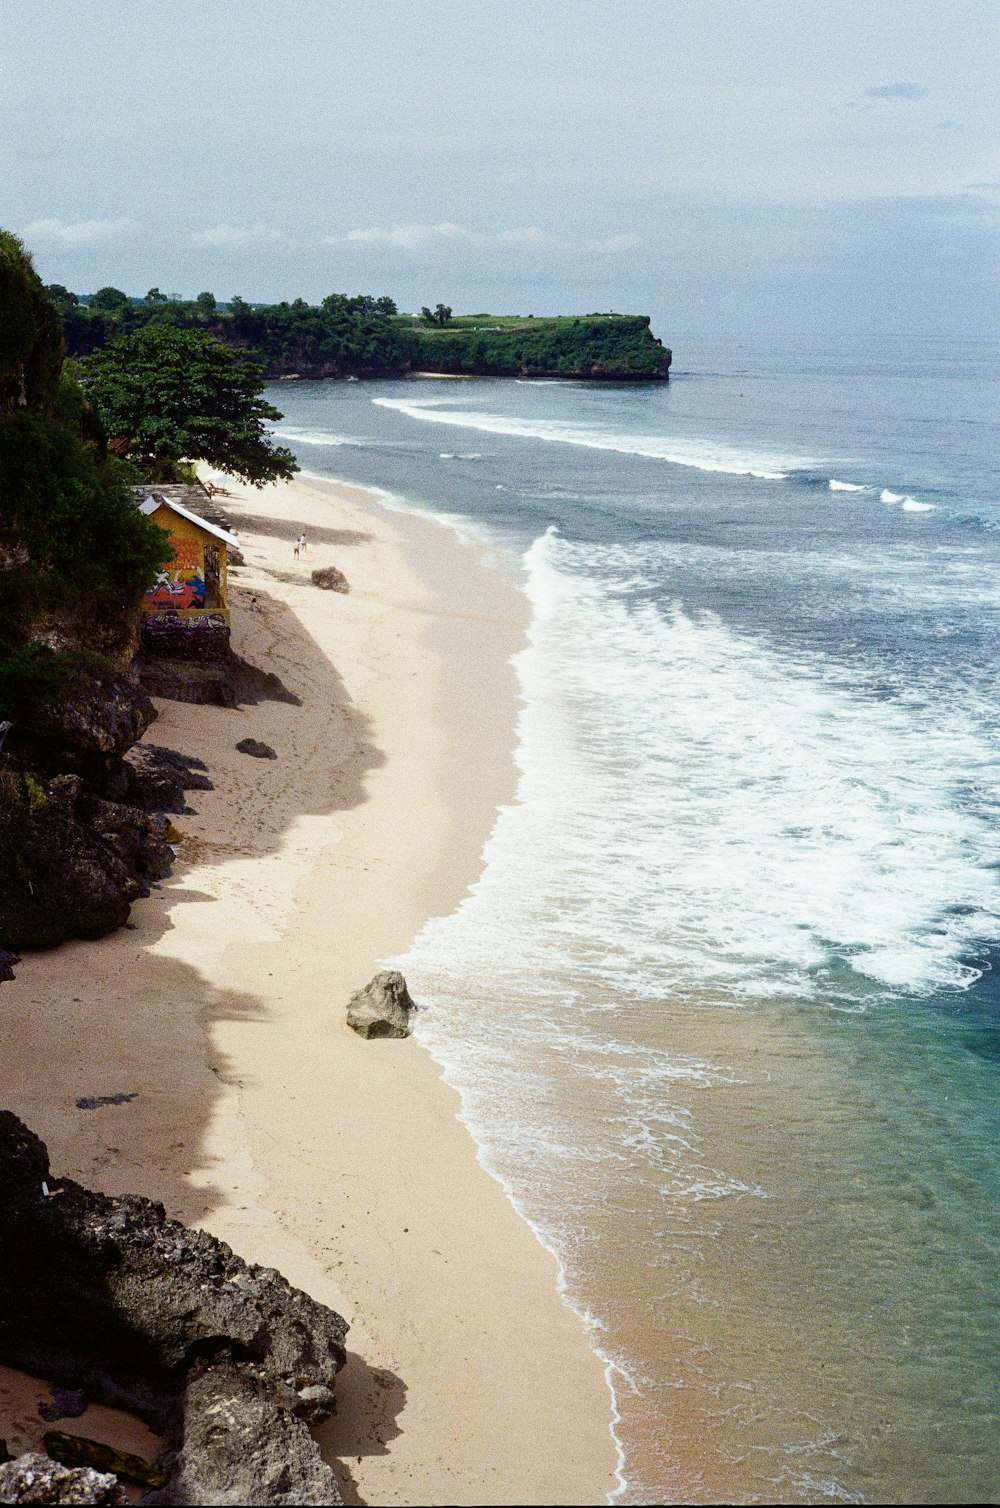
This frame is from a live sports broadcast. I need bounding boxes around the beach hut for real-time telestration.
[137,491,239,625]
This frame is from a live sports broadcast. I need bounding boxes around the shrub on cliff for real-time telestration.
[82,324,299,484]
[0,232,171,671]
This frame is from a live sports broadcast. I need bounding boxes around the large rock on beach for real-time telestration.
[310,566,349,593]
[347,971,416,1039]
[144,1362,342,1506]
[0,1114,348,1503]
[0,769,170,950]
[0,665,155,787]
[0,1452,127,1505]
[236,738,277,760]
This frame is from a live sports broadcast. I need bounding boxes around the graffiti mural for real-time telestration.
[146,572,206,610]
[144,537,206,611]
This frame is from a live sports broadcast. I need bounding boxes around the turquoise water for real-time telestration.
[270,334,1000,1503]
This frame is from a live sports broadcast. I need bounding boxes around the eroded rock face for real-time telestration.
[136,652,300,710]
[0,1452,127,1505]
[145,1362,342,1506]
[0,1115,348,1430]
[0,770,166,949]
[1,667,155,787]
[0,1115,348,1505]
[347,971,416,1039]
[110,744,213,815]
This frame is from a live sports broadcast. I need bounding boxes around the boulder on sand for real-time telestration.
[347,971,415,1039]
[310,566,349,594]
[236,738,277,760]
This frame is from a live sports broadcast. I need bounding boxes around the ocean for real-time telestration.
[268,332,1000,1505]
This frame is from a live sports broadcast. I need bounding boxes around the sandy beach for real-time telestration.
[0,472,617,1504]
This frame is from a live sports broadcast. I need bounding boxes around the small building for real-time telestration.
[137,490,239,625]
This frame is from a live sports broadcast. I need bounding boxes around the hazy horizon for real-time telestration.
[5,0,998,337]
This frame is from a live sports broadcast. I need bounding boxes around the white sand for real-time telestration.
[0,473,616,1504]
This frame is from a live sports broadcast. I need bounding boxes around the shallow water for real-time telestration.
[270,332,1000,1503]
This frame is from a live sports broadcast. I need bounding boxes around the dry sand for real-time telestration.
[0,473,617,1505]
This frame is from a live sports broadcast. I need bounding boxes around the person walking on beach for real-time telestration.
[298,532,307,554]
[293,538,300,561]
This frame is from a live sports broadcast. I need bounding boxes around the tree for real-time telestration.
[145,287,168,304]
[421,304,453,326]
[0,232,170,668]
[88,286,131,312]
[81,323,298,485]
[194,291,217,316]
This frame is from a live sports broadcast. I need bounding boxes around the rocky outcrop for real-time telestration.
[136,651,299,710]
[0,1452,127,1505]
[109,745,213,816]
[144,1362,341,1506]
[0,769,172,950]
[0,1114,347,1505]
[347,971,416,1039]
[310,567,349,594]
[1,667,155,788]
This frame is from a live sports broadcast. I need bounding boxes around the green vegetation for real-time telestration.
[0,232,171,705]
[82,324,298,485]
[403,312,670,378]
[51,285,671,380]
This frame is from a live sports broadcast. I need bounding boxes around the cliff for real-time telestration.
[402,313,671,381]
[51,285,672,382]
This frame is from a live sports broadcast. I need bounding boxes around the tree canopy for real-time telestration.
[82,324,298,485]
[0,232,170,682]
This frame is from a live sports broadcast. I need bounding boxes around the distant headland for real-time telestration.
[48,285,672,382]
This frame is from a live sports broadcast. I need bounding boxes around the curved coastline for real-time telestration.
[0,471,617,1503]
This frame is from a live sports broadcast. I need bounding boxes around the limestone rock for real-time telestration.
[310,567,349,594]
[112,744,213,815]
[136,651,299,710]
[0,769,144,949]
[0,1452,127,1504]
[144,1361,342,1506]
[235,739,277,760]
[0,1113,348,1434]
[347,971,415,1039]
[1,664,155,787]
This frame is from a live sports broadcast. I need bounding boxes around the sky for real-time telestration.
[3,0,998,335]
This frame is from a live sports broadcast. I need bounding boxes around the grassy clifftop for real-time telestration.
[402,313,671,380]
[50,287,671,382]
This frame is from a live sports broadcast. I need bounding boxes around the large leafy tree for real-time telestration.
[82,323,298,485]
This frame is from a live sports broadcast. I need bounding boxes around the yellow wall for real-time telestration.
[142,505,229,622]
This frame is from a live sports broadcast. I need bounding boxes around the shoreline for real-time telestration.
[0,471,617,1504]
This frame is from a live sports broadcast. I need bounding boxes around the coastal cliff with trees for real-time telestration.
[48,284,672,381]
[0,235,295,960]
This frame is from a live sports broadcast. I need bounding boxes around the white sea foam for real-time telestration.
[372,396,801,478]
[880,489,904,503]
[902,497,935,512]
[828,479,865,491]
[272,425,362,447]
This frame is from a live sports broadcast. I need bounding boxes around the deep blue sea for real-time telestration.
[268,332,1000,1505]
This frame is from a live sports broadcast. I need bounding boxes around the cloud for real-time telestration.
[865,82,929,101]
[323,221,641,256]
[935,119,964,132]
[20,217,133,244]
[968,181,1000,192]
[189,223,288,248]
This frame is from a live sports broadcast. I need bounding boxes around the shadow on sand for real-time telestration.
[1,571,395,1501]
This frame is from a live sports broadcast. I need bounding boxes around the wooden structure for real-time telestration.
[137,491,239,625]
